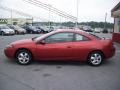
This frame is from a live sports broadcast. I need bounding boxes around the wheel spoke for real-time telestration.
[24,53,28,56]
[92,60,97,63]
[91,56,95,60]
[20,53,24,57]
[18,57,23,60]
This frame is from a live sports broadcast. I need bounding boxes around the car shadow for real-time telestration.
[102,59,115,66]
[33,60,87,66]
[3,57,87,66]
[4,58,115,67]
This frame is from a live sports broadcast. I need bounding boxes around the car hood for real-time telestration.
[21,29,26,31]
[33,29,40,31]
[16,28,26,32]
[2,29,14,32]
[11,39,33,45]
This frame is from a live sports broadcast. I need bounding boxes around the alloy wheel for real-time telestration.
[89,52,103,66]
[16,50,32,65]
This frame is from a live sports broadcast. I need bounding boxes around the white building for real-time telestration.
[111,2,120,43]
[0,18,33,25]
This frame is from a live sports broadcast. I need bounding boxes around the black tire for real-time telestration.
[15,30,18,34]
[88,51,103,66]
[30,31,33,34]
[1,31,5,36]
[15,49,32,65]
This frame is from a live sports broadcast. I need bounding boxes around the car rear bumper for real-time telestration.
[105,46,116,59]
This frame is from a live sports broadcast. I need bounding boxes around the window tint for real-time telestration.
[75,34,90,41]
[45,32,74,43]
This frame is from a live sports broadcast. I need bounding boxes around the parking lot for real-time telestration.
[0,33,120,90]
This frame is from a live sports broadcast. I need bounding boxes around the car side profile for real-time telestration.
[0,25,15,36]
[4,29,115,66]
[23,26,41,34]
[8,25,26,34]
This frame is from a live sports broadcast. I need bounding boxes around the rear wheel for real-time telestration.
[15,49,32,65]
[88,51,103,66]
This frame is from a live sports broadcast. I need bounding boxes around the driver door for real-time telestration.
[36,32,75,60]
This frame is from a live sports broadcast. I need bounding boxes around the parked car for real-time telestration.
[84,29,93,33]
[8,25,26,34]
[4,29,115,66]
[102,29,108,33]
[36,26,48,33]
[42,26,54,32]
[23,25,41,34]
[0,25,15,36]
[94,28,101,33]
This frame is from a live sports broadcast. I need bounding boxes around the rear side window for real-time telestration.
[75,34,90,41]
[89,33,101,40]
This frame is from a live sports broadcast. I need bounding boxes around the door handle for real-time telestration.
[67,46,71,48]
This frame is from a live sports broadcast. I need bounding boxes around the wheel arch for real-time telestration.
[87,50,105,60]
[14,48,34,60]
[1,31,5,34]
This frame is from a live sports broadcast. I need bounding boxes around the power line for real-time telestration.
[23,0,77,21]
[0,6,49,21]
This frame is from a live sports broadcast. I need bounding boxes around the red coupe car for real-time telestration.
[4,29,115,66]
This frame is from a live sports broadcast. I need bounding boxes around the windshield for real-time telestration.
[29,26,36,29]
[0,26,10,29]
[33,31,54,41]
[14,26,22,29]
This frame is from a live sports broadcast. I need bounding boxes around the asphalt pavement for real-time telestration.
[0,33,120,90]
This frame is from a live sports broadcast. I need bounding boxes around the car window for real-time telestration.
[0,26,9,29]
[44,32,74,43]
[75,34,90,41]
[89,33,101,40]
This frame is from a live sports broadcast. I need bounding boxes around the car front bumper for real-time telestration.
[4,32,15,35]
[4,47,15,59]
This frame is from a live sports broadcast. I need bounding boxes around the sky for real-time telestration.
[0,0,119,23]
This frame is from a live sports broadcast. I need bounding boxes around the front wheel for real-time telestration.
[1,31,5,36]
[88,51,103,66]
[15,49,32,65]
[30,31,33,34]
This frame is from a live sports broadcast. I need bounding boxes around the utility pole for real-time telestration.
[104,13,107,30]
[11,9,12,25]
[32,17,33,26]
[59,16,62,28]
[48,4,51,30]
[75,0,79,29]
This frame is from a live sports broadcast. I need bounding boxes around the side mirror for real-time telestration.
[39,40,46,45]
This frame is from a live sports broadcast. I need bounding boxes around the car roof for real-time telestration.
[52,29,86,33]
[52,29,98,40]
[0,25,8,27]
[35,29,97,42]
